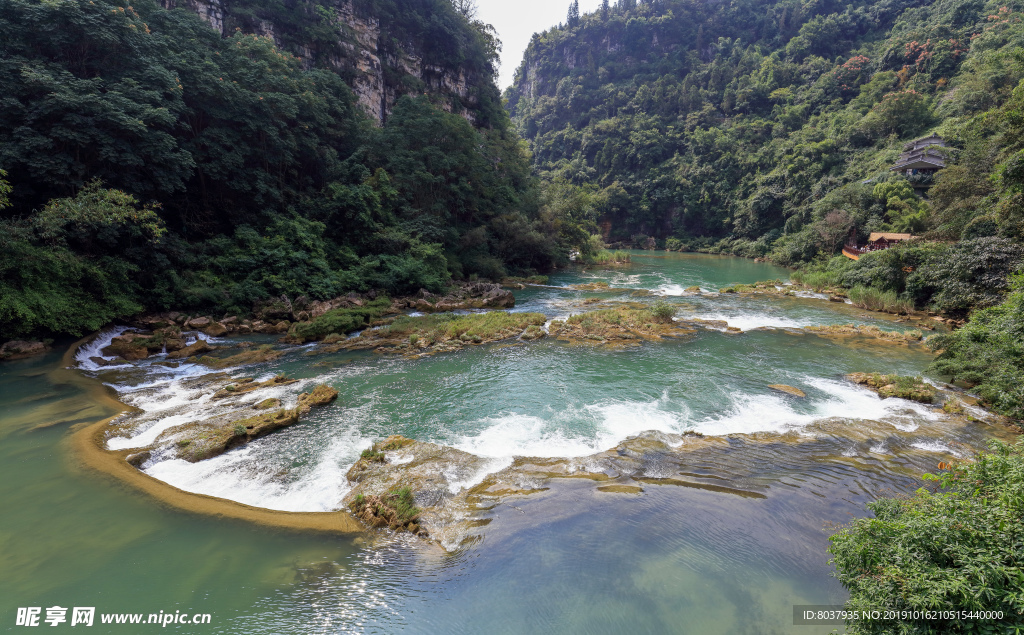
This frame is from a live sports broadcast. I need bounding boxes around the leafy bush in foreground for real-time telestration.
[829,439,1024,634]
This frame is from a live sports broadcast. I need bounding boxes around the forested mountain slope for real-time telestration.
[506,0,1024,257]
[0,0,559,338]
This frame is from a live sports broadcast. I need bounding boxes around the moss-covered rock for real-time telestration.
[317,311,547,355]
[137,382,337,464]
[195,345,283,368]
[160,408,301,462]
[211,374,296,399]
[548,306,694,345]
[349,487,427,535]
[520,324,546,340]
[805,324,923,344]
[847,373,936,403]
[297,384,338,414]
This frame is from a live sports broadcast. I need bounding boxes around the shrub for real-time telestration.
[929,278,1024,420]
[651,301,676,322]
[912,237,1024,316]
[828,439,1024,634]
[584,249,631,265]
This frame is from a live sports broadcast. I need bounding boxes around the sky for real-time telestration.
[476,0,604,90]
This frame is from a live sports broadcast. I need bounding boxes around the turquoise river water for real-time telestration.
[1,252,1012,634]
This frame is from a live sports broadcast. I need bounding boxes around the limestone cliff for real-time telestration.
[161,0,486,126]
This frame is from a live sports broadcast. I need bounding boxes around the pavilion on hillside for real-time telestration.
[890,133,947,177]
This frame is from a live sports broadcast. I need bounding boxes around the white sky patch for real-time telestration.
[476,0,604,89]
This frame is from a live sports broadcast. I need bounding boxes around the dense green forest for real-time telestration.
[0,0,564,339]
[508,0,1024,254]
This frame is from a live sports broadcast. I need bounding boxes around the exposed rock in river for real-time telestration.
[0,340,50,360]
[548,306,695,346]
[159,407,301,462]
[121,382,338,464]
[847,373,936,403]
[166,338,215,359]
[805,324,923,344]
[768,384,806,398]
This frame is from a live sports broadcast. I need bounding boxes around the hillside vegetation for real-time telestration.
[0,0,562,339]
[508,0,1024,258]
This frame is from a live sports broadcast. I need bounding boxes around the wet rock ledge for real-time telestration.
[123,382,338,466]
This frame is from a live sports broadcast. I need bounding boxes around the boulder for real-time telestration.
[202,322,228,337]
[125,450,151,468]
[308,301,334,318]
[187,317,211,329]
[254,296,293,321]
[90,356,128,367]
[101,334,150,361]
[0,340,49,360]
[166,339,214,359]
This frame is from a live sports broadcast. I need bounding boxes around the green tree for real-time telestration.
[829,439,1024,634]
[0,183,164,337]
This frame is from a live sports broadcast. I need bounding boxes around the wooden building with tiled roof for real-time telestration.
[890,134,947,176]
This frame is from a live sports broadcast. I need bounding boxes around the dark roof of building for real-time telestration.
[891,148,945,171]
[903,134,946,151]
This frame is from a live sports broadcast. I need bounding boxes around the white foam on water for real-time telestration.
[451,395,691,460]
[144,431,367,512]
[74,326,133,370]
[655,284,687,296]
[911,440,967,458]
[586,397,689,443]
[453,413,607,458]
[693,377,936,436]
[698,312,819,332]
[443,457,513,494]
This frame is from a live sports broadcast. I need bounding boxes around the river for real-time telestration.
[0,252,1009,634]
